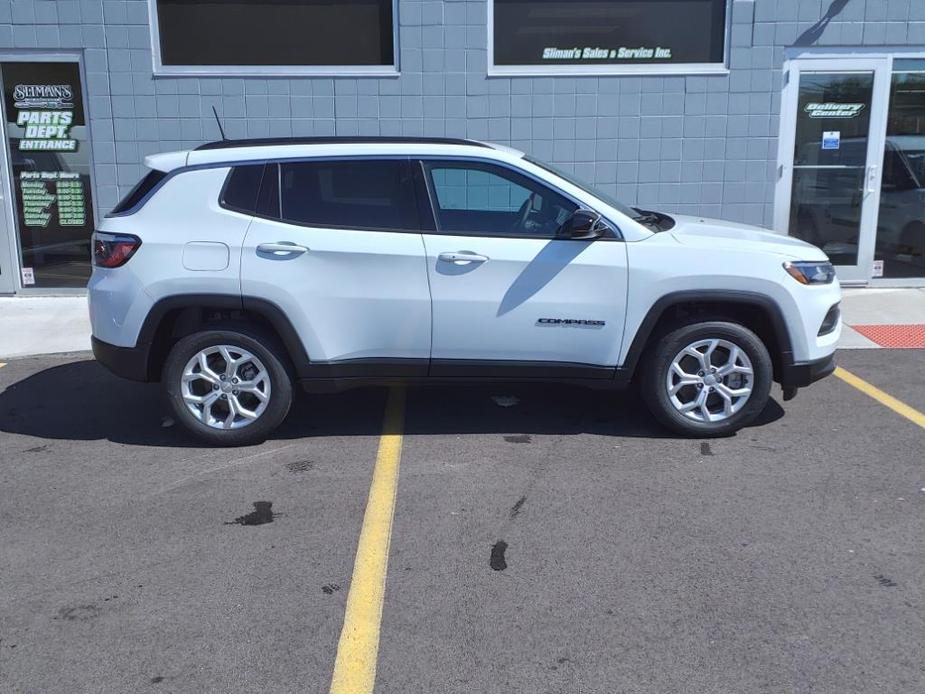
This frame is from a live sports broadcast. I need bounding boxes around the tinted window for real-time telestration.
[222,164,265,213]
[279,160,418,231]
[424,161,576,237]
[111,169,167,214]
[257,164,281,219]
[155,0,394,67]
[493,0,726,67]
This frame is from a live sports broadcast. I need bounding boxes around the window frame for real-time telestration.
[487,0,732,77]
[148,0,400,77]
[417,156,618,241]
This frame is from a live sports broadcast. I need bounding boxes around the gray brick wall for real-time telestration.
[1,0,923,226]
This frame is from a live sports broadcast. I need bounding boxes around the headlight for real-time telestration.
[783,261,836,285]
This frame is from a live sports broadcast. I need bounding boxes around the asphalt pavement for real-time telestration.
[0,350,923,693]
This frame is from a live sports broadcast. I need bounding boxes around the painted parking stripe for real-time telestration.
[835,367,925,430]
[0,362,6,368]
[329,387,406,694]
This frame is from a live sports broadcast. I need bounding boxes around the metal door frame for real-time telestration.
[774,55,893,285]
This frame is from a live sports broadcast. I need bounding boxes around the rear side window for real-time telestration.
[221,164,265,213]
[279,159,419,231]
[110,169,167,215]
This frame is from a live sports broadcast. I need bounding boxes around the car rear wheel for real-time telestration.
[642,321,772,437]
[163,327,293,446]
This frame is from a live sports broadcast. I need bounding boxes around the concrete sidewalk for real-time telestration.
[0,297,91,359]
[1,289,924,359]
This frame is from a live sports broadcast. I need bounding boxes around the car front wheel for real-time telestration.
[163,327,293,446]
[642,321,773,437]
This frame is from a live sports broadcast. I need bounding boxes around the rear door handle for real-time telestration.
[257,242,309,256]
[438,251,489,264]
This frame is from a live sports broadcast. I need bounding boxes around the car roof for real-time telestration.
[145,137,521,172]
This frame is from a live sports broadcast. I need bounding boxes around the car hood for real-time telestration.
[665,214,828,261]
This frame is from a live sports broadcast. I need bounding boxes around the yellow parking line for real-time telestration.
[0,362,6,369]
[835,367,925,430]
[329,387,406,694]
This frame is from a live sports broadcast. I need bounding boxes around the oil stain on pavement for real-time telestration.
[226,501,275,526]
[490,541,508,571]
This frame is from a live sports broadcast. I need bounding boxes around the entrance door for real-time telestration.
[0,58,95,291]
[874,59,925,279]
[776,57,891,283]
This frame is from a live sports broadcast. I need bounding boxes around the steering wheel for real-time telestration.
[512,192,541,232]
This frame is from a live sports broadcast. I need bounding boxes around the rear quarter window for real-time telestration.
[109,169,167,215]
[221,164,266,214]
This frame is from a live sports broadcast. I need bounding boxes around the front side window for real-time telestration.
[491,0,728,75]
[279,159,419,231]
[424,161,576,238]
[152,0,396,75]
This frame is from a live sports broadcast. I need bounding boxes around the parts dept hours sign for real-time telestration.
[1,61,95,288]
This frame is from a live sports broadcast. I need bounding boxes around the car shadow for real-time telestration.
[0,358,784,448]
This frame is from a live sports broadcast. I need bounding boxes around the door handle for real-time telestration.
[865,165,880,195]
[438,251,489,264]
[257,242,309,256]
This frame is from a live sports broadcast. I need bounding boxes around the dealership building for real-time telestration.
[1,0,924,293]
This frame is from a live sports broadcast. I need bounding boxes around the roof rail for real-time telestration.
[195,136,491,151]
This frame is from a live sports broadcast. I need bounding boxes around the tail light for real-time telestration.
[93,232,141,268]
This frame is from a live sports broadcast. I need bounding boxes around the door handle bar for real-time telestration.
[438,252,489,264]
[257,242,309,256]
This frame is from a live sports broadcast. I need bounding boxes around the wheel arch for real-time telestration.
[137,294,310,382]
[620,290,795,382]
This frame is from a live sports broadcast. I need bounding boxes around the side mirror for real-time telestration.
[558,209,605,240]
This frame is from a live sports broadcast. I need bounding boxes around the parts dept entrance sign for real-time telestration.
[1,61,95,288]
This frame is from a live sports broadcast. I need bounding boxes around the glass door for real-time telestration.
[776,58,891,283]
[874,59,925,279]
[0,58,95,291]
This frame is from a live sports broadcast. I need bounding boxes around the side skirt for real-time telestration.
[297,358,632,393]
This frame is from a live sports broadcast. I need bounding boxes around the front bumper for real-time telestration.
[779,352,837,388]
[92,336,151,382]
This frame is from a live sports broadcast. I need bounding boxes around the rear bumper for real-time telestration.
[91,336,151,382]
[779,352,836,388]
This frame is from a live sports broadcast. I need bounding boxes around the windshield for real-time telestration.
[523,155,644,221]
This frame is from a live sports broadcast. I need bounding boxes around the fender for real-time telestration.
[133,294,311,380]
[617,289,795,379]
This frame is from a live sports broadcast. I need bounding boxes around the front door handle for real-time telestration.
[438,251,489,264]
[257,242,309,256]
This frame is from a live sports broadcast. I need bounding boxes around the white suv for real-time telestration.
[88,137,841,445]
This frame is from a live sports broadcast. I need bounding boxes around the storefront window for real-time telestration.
[152,0,397,75]
[875,61,925,279]
[0,61,94,289]
[491,0,728,74]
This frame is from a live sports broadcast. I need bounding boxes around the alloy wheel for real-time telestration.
[180,345,271,430]
[666,338,754,423]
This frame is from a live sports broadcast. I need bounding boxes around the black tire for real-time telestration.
[641,321,773,437]
[163,326,293,446]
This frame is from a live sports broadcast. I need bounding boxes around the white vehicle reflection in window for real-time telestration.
[790,136,925,275]
[876,135,925,277]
